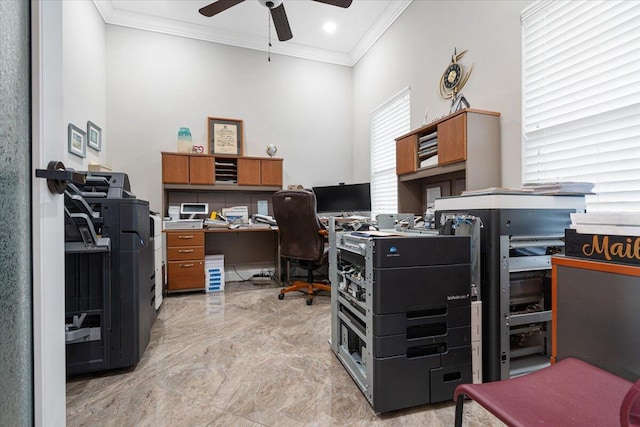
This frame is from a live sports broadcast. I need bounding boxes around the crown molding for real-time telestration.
[350,0,412,66]
[92,0,410,67]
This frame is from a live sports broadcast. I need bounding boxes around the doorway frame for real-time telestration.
[31,1,66,425]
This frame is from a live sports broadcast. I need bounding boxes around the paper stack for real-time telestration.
[522,182,594,194]
[418,131,438,168]
[570,212,640,236]
[222,206,249,224]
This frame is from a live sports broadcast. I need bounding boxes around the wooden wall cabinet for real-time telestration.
[396,135,418,175]
[260,159,283,186]
[189,156,215,184]
[162,152,216,185]
[395,109,501,214]
[237,158,283,186]
[162,154,189,184]
[237,158,261,185]
[166,231,205,292]
[437,112,467,165]
[162,152,282,188]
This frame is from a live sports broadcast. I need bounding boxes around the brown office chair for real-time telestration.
[273,189,330,306]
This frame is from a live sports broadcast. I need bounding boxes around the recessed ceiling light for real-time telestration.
[323,21,337,34]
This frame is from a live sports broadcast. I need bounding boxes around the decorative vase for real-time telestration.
[177,127,192,153]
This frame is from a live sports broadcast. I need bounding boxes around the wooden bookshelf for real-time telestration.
[395,109,501,214]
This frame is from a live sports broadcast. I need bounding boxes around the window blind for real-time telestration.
[522,0,640,212]
[370,88,410,218]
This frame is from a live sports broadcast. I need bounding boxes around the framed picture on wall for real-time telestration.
[87,121,102,151]
[68,123,86,158]
[208,117,244,156]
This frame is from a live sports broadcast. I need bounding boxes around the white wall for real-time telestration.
[352,0,532,188]
[63,0,107,169]
[62,1,531,211]
[105,26,353,213]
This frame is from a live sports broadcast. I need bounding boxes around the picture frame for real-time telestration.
[68,123,86,158]
[87,121,102,151]
[208,117,244,156]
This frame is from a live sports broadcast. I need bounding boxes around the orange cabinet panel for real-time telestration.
[237,158,261,185]
[162,154,189,183]
[396,135,418,175]
[189,156,215,184]
[261,159,283,187]
[167,246,205,261]
[167,260,204,291]
[438,113,467,165]
[166,231,205,247]
[166,231,205,292]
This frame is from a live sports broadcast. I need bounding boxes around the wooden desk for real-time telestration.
[161,152,285,292]
[165,226,280,293]
[551,255,640,381]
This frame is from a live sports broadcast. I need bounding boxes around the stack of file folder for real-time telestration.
[418,131,438,168]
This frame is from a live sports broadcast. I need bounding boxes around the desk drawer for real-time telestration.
[167,246,204,261]
[167,260,204,291]
[167,231,204,247]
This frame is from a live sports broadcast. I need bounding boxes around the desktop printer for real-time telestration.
[163,203,208,229]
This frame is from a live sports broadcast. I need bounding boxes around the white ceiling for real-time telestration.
[93,0,412,66]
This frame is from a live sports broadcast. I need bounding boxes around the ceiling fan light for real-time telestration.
[258,0,283,8]
[323,21,337,34]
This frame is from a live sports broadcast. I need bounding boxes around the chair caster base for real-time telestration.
[278,293,285,300]
[306,299,313,306]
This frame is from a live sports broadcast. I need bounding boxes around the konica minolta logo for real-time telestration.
[447,294,470,301]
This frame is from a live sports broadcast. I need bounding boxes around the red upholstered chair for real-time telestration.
[454,358,640,427]
[622,379,640,427]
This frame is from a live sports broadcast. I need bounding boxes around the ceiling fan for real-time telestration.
[199,0,353,42]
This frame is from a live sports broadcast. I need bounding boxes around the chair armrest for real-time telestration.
[621,379,640,427]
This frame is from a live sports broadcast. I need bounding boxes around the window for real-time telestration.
[521,0,640,212]
[370,88,410,218]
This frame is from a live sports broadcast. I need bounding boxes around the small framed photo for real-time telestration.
[208,117,244,156]
[68,123,86,158]
[87,121,102,151]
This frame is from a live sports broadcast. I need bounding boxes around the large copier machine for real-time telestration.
[328,219,473,413]
[64,171,155,375]
[434,192,586,382]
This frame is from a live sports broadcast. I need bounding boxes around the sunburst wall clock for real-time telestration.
[439,48,473,113]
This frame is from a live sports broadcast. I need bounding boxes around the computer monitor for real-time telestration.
[312,183,371,215]
[180,202,209,219]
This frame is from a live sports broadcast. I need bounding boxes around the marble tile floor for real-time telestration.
[66,283,505,426]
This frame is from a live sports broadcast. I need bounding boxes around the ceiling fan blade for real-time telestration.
[312,0,353,8]
[199,0,245,17]
[270,3,293,42]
